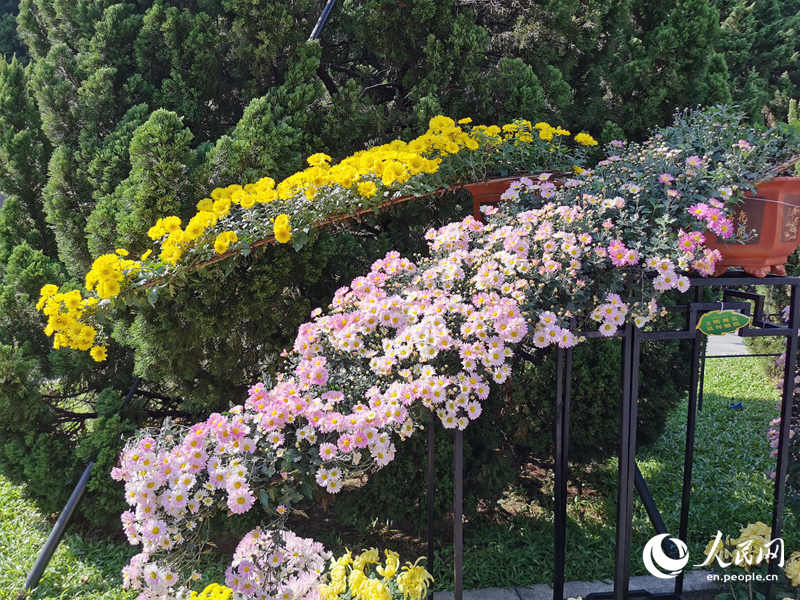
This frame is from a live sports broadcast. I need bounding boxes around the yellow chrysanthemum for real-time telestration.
[212,197,232,216]
[213,231,238,254]
[90,345,107,362]
[189,583,233,600]
[575,132,599,146]
[37,284,59,310]
[353,547,380,571]
[274,214,292,244]
[307,152,333,168]
[396,558,433,600]
[357,180,378,198]
[376,549,400,579]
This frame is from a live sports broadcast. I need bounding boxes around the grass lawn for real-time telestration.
[1,355,795,596]
[0,473,137,600]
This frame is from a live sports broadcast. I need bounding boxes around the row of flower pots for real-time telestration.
[464,176,800,278]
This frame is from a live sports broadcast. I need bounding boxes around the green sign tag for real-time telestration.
[696,310,751,336]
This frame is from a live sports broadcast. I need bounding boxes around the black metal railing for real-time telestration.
[426,272,799,600]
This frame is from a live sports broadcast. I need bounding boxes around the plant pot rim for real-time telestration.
[741,195,800,208]
[457,171,572,184]
[760,176,800,182]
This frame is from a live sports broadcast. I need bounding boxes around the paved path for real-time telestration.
[704,332,750,357]
[433,570,720,599]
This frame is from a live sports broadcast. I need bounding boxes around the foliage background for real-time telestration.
[0,0,796,527]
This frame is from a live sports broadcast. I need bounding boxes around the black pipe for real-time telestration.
[767,282,800,600]
[19,378,140,597]
[632,463,682,560]
[19,461,95,598]
[309,0,337,41]
[453,429,464,600]
[552,348,569,600]
[426,413,435,584]
[633,464,667,536]
[697,339,706,412]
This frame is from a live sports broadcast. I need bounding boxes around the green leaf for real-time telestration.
[291,230,309,251]
[147,288,159,307]
[258,489,271,511]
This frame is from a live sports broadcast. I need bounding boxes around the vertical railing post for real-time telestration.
[614,324,640,600]
[767,282,800,600]
[553,348,573,600]
[675,299,703,597]
[426,413,436,586]
[453,429,464,600]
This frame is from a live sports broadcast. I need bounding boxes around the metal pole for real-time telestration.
[625,326,641,560]
[633,464,669,537]
[19,461,94,597]
[553,349,567,600]
[453,429,464,600]
[675,310,703,597]
[697,338,707,412]
[426,415,436,580]
[308,0,337,41]
[614,324,635,600]
[767,283,800,600]
[19,377,140,598]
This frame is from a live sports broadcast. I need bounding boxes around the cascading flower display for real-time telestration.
[112,180,738,596]
[109,106,798,597]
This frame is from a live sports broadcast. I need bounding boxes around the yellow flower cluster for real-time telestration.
[84,250,143,299]
[319,548,431,600]
[36,284,107,360]
[213,231,238,255]
[188,583,233,600]
[273,214,292,244]
[38,114,597,361]
[786,551,800,587]
[574,132,599,146]
[534,121,572,142]
[140,115,497,265]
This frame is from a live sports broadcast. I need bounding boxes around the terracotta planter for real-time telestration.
[706,177,800,277]
[463,173,567,221]
[463,176,528,221]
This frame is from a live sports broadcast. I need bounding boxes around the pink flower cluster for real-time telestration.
[112,410,264,596]
[531,311,577,347]
[688,200,734,239]
[607,240,639,267]
[225,529,331,600]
